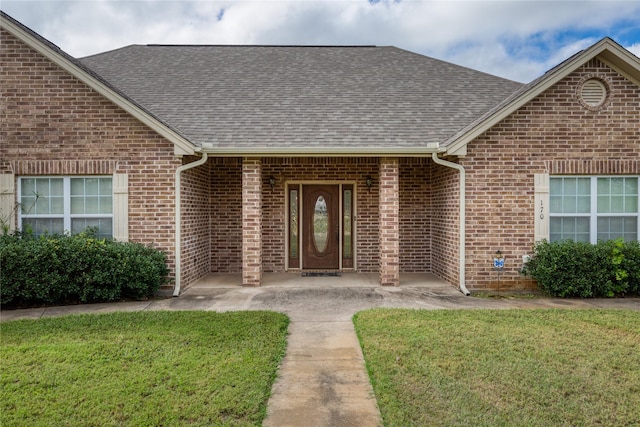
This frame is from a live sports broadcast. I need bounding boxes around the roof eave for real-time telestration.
[597,44,640,87]
[444,38,640,157]
[200,145,441,157]
[1,13,197,156]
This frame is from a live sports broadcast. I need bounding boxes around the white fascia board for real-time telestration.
[444,39,639,156]
[2,17,196,156]
[201,144,440,157]
[597,46,640,87]
[447,145,467,156]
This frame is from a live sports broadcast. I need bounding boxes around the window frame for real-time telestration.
[549,175,639,243]
[18,176,114,238]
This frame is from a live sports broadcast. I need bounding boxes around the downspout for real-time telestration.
[431,152,471,296]
[173,151,208,297]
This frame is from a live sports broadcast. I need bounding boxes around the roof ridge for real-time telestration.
[145,44,378,48]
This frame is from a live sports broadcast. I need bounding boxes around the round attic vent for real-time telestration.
[580,78,607,107]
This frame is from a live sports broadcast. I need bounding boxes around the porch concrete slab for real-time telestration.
[189,272,243,288]
[263,272,381,288]
[189,272,448,289]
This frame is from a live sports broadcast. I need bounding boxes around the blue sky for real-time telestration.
[2,0,639,82]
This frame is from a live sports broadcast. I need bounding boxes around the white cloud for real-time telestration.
[2,0,640,82]
[627,43,640,59]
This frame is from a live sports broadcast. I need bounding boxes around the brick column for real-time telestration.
[379,158,400,286]
[242,158,262,286]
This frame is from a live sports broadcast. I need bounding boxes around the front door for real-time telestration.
[302,184,340,269]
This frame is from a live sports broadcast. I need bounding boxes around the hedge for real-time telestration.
[0,231,169,307]
[522,239,640,297]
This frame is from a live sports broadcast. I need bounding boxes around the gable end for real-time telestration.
[445,38,640,156]
[0,12,196,156]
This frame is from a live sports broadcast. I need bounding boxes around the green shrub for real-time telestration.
[0,231,169,307]
[522,239,639,297]
[621,240,640,294]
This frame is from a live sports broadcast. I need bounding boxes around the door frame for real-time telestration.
[285,181,358,271]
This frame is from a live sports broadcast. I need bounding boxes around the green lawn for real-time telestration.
[354,309,640,427]
[1,311,289,427]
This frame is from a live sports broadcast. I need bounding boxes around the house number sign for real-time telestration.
[539,199,544,220]
[493,250,505,270]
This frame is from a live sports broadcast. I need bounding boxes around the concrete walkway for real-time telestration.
[263,317,381,427]
[2,274,639,427]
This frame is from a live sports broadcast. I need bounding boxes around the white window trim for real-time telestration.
[534,173,549,243]
[112,173,129,242]
[0,174,16,233]
[18,176,114,237]
[549,175,640,243]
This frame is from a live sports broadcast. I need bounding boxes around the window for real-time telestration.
[19,177,113,238]
[550,177,639,243]
[342,185,353,268]
[289,187,299,268]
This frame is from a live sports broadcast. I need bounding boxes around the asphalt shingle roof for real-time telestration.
[81,45,523,150]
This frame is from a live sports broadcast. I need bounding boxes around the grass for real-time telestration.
[1,311,289,427]
[354,309,640,427]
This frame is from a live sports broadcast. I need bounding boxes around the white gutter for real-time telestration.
[173,151,208,296]
[198,145,441,157]
[431,152,471,296]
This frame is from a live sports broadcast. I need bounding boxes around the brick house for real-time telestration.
[2,12,639,295]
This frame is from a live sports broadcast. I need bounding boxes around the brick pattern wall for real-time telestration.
[180,157,211,287]
[461,59,640,291]
[210,158,243,273]
[261,159,286,273]
[400,158,431,272]
[11,161,116,175]
[379,158,400,286]
[430,160,460,286]
[209,158,378,273]
[178,156,435,281]
[1,29,181,278]
[242,158,262,286]
[262,157,381,273]
[190,157,388,277]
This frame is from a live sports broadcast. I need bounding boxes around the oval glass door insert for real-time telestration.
[313,195,328,253]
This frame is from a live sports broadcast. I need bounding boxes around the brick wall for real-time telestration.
[400,158,431,272]
[242,158,262,286]
[210,158,243,273]
[262,157,381,272]
[431,160,460,286]
[209,157,381,275]
[180,157,211,286]
[462,59,640,291]
[207,157,435,277]
[379,158,400,286]
[1,28,181,277]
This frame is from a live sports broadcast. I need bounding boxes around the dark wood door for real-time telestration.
[302,185,340,269]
